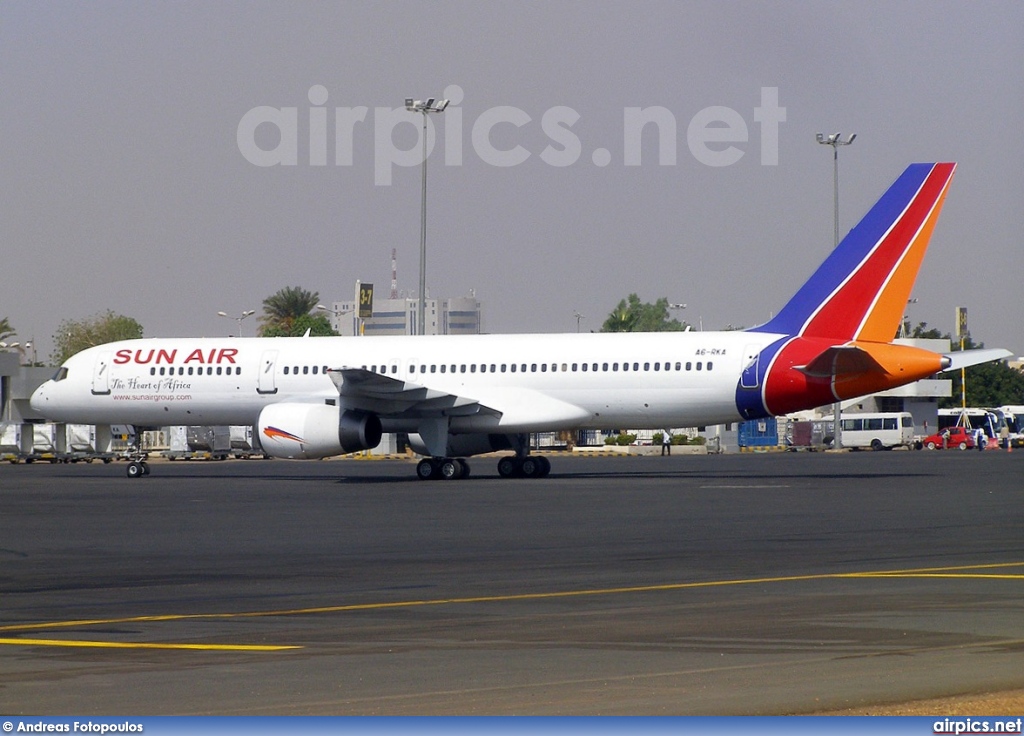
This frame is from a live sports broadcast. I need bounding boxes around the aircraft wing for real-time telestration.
[326,367,501,419]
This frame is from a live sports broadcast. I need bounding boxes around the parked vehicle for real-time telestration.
[835,412,916,450]
[922,426,975,450]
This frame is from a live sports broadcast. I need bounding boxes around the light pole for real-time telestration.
[899,298,919,339]
[816,132,856,449]
[406,96,449,335]
[316,303,357,336]
[668,303,687,329]
[217,309,255,337]
[573,311,584,333]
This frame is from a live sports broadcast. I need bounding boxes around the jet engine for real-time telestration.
[258,402,382,459]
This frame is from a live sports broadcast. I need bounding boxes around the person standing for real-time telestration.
[661,429,672,456]
[975,427,985,451]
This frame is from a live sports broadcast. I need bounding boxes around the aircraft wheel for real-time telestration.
[416,458,439,480]
[520,457,542,478]
[497,456,518,478]
[537,456,551,477]
[440,458,463,480]
[141,462,150,476]
[127,462,144,478]
[456,459,470,478]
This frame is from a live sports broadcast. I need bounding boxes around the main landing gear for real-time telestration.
[496,455,550,478]
[416,457,471,480]
[415,455,551,480]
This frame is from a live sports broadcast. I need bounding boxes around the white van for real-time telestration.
[833,412,916,450]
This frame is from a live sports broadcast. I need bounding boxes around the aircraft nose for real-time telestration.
[30,382,49,413]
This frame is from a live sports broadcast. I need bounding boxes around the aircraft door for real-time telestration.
[91,352,112,395]
[740,344,761,389]
[257,350,279,394]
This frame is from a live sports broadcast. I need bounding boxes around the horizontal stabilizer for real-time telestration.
[795,341,945,381]
[795,345,883,378]
[941,348,1013,372]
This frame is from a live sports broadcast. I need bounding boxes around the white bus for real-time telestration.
[832,412,917,450]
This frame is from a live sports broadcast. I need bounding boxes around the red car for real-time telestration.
[923,426,976,450]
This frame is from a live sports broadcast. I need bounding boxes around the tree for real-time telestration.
[51,311,144,365]
[259,286,320,336]
[600,294,687,333]
[0,317,14,343]
[260,313,338,338]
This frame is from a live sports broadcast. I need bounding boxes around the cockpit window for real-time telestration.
[51,367,69,382]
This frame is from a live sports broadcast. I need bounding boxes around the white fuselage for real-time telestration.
[31,330,782,432]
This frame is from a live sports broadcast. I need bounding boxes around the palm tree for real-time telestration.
[0,317,15,343]
[259,286,320,336]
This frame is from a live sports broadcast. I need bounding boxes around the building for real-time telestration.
[324,295,482,336]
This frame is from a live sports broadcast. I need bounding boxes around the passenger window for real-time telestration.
[686,362,692,371]
[654,363,660,371]
[675,362,681,370]
[431,365,437,373]
[303,366,309,375]
[696,362,702,371]
[460,365,466,373]
[150,367,156,376]
[581,363,588,372]
[440,365,446,373]
[602,363,608,371]
[501,364,507,373]
[187,367,194,376]
[633,363,639,371]
[541,364,547,372]
[216,366,223,375]
[532,364,537,372]
[159,367,166,376]
[470,365,476,373]
[612,363,618,371]
[312,366,319,375]
[510,364,516,373]
[644,362,650,371]
[490,364,496,372]
[561,363,567,372]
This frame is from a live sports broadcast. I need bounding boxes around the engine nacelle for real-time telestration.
[258,402,382,459]
[407,432,514,458]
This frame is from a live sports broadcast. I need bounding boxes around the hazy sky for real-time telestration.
[2,1,1022,363]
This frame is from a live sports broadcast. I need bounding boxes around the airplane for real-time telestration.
[30,162,1010,480]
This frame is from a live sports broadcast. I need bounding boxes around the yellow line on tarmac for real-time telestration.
[0,638,300,651]
[2,561,1021,642]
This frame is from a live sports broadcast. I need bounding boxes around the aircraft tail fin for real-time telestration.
[752,162,956,343]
